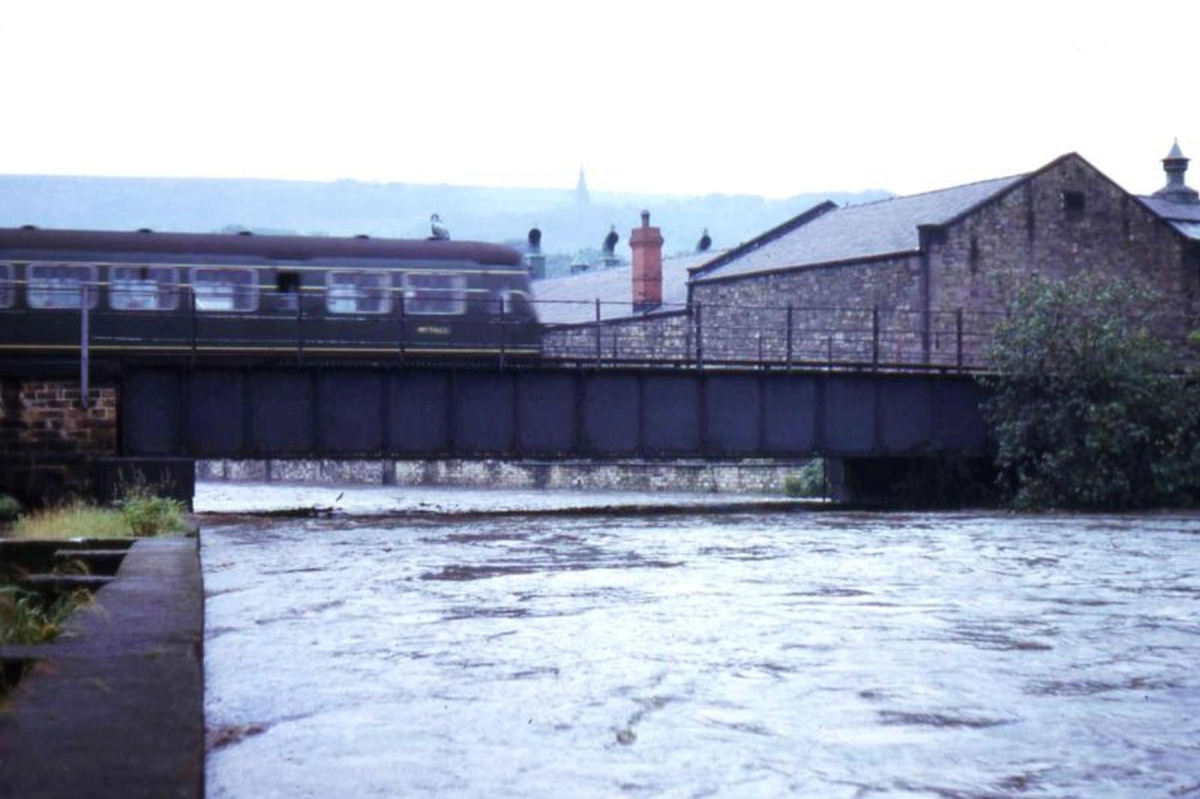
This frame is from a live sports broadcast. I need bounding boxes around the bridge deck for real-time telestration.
[114,362,989,460]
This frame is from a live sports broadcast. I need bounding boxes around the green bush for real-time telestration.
[119,494,189,537]
[0,494,21,523]
[783,460,826,497]
[981,275,1200,510]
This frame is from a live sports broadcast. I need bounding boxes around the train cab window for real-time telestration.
[275,271,301,312]
[190,267,258,312]
[497,289,534,318]
[326,270,392,314]
[26,263,99,309]
[109,265,179,311]
[402,272,467,315]
[0,263,13,308]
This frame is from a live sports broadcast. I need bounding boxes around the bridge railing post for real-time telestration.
[80,284,90,409]
[872,305,880,368]
[188,287,198,360]
[499,297,507,368]
[296,288,305,364]
[594,298,602,367]
[956,308,964,371]
[786,304,794,369]
[398,294,406,360]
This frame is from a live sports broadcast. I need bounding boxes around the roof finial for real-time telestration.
[1155,139,1199,204]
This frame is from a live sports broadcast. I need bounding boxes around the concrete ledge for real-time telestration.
[0,537,204,799]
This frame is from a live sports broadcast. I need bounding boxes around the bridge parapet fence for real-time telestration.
[2,280,1194,374]
[538,298,1010,372]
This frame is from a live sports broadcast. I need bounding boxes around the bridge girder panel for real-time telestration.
[115,364,989,461]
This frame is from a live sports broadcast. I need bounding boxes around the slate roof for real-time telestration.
[691,173,1027,282]
[533,250,722,325]
[1137,195,1200,240]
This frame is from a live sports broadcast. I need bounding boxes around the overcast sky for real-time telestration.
[4,1,1198,199]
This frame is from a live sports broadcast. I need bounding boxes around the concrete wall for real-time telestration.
[197,457,811,495]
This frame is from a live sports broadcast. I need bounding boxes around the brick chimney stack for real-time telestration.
[630,210,663,313]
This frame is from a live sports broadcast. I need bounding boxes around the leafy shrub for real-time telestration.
[981,275,1200,510]
[119,494,189,537]
[0,494,21,523]
[783,460,826,497]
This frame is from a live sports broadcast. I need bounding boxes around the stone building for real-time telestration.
[538,148,1200,367]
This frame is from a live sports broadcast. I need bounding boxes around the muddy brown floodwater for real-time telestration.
[200,488,1200,798]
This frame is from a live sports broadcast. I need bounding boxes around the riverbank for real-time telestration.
[195,481,823,519]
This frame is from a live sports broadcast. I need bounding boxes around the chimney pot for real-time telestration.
[630,211,664,313]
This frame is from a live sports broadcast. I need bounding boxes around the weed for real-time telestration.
[0,585,90,646]
[0,495,20,523]
[10,502,132,540]
[119,494,189,537]
[783,460,826,498]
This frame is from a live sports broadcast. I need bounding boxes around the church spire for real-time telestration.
[575,165,590,205]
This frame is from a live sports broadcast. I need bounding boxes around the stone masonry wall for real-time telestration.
[0,379,118,459]
[542,311,693,361]
[930,153,1192,362]
[197,458,812,495]
[690,254,931,364]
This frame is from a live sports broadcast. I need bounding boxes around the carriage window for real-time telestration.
[0,263,12,309]
[326,270,392,314]
[27,264,98,309]
[402,272,467,315]
[109,265,179,311]
[190,267,258,312]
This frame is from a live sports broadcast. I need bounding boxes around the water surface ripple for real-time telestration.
[202,507,1200,798]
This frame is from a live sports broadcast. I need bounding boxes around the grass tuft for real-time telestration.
[0,585,91,646]
[4,487,190,541]
[9,502,133,540]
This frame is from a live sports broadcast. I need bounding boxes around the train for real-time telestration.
[0,226,540,359]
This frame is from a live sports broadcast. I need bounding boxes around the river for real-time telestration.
[199,484,1200,798]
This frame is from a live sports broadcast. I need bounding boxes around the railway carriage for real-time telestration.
[0,226,539,359]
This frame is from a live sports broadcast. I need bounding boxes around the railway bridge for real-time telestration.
[0,352,992,507]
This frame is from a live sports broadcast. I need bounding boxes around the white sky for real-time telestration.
[3,0,1198,199]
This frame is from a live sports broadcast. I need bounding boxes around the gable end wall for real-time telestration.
[930,154,1191,321]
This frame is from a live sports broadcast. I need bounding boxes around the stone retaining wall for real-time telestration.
[197,458,811,495]
[0,379,119,499]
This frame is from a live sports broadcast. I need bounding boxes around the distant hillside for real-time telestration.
[0,175,889,277]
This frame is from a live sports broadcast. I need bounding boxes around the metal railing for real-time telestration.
[2,280,1196,374]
